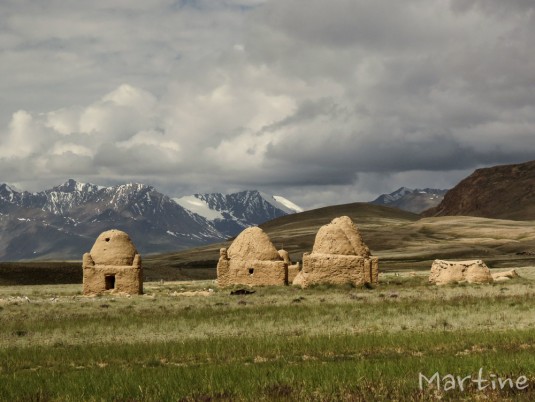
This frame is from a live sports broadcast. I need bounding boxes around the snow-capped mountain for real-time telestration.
[0,180,302,260]
[370,187,448,213]
[174,190,302,237]
[0,180,225,260]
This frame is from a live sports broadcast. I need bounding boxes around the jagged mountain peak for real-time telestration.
[51,180,155,195]
[174,189,302,238]
[106,183,160,209]
[114,182,154,191]
[0,183,16,192]
[52,179,101,193]
[391,187,412,196]
[370,187,448,214]
[0,183,17,196]
[235,189,261,197]
[0,183,20,205]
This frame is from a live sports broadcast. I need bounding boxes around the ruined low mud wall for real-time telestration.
[295,253,378,288]
[83,263,143,295]
[429,259,493,285]
[217,258,287,287]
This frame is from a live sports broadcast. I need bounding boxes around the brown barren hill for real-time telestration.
[423,159,535,220]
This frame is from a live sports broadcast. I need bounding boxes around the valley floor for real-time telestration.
[1,269,535,401]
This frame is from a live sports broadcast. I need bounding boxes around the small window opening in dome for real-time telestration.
[105,275,116,290]
[105,238,110,242]
[248,268,254,275]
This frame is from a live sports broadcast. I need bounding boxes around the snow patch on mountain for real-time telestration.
[174,190,302,238]
[271,195,304,213]
[173,195,224,220]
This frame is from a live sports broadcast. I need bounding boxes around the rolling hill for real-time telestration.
[423,159,535,220]
[145,202,535,281]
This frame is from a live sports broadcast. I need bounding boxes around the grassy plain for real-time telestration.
[1,268,535,401]
[3,206,535,400]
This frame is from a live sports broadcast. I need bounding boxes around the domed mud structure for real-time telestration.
[293,216,379,288]
[217,227,287,287]
[82,229,143,295]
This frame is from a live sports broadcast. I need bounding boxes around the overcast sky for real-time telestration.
[1,0,534,209]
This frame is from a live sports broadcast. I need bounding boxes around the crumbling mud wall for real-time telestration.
[278,249,300,283]
[429,259,493,285]
[491,269,519,282]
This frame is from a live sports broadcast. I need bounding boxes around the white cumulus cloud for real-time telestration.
[0,0,534,208]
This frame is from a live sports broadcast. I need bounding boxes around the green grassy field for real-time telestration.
[2,268,535,401]
[3,206,535,400]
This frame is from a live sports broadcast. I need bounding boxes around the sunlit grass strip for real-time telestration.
[1,330,535,401]
[2,285,535,349]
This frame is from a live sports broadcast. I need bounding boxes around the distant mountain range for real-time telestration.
[0,180,301,261]
[423,160,535,220]
[370,187,447,213]
[9,157,532,262]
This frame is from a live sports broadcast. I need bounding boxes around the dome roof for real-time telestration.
[90,229,138,265]
[227,227,281,261]
[312,216,370,256]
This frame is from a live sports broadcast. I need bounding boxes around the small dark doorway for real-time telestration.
[248,268,254,275]
[105,275,116,290]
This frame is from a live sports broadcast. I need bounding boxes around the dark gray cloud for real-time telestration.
[0,0,533,209]
[450,0,535,15]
